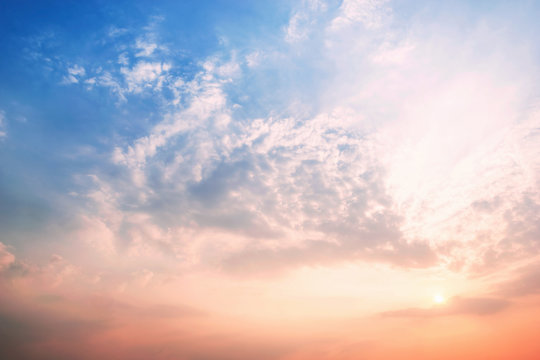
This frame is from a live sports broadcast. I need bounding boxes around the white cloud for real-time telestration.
[285,0,328,43]
[135,38,159,57]
[245,51,262,68]
[63,64,86,84]
[371,40,415,65]
[112,57,237,168]
[108,26,128,38]
[285,12,311,43]
[96,71,126,101]
[59,27,171,99]
[121,61,171,93]
[329,0,390,31]
[118,52,129,65]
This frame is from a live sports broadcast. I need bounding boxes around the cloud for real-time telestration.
[501,194,540,253]
[0,242,15,271]
[56,24,173,100]
[113,59,229,168]
[107,26,128,38]
[284,0,328,43]
[381,296,510,318]
[496,263,540,297]
[463,189,540,274]
[62,0,537,278]
[135,38,159,57]
[98,86,441,271]
[330,0,390,31]
[120,61,171,93]
[223,238,436,276]
[62,64,86,84]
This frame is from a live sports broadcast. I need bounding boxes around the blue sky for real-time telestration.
[1,1,540,358]
[1,0,539,267]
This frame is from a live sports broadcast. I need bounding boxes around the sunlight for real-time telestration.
[433,294,446,304]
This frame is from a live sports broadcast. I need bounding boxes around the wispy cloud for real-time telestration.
[0,242,15,271]
[62,64,86,84]
[381,296,510,318]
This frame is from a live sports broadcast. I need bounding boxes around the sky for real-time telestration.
[1,0,540,359]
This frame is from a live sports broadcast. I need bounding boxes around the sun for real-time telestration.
[433,294,446,304]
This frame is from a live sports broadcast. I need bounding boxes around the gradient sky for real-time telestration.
[1,1,540,359]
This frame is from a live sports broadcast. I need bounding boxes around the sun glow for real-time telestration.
[433,294,446,304]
